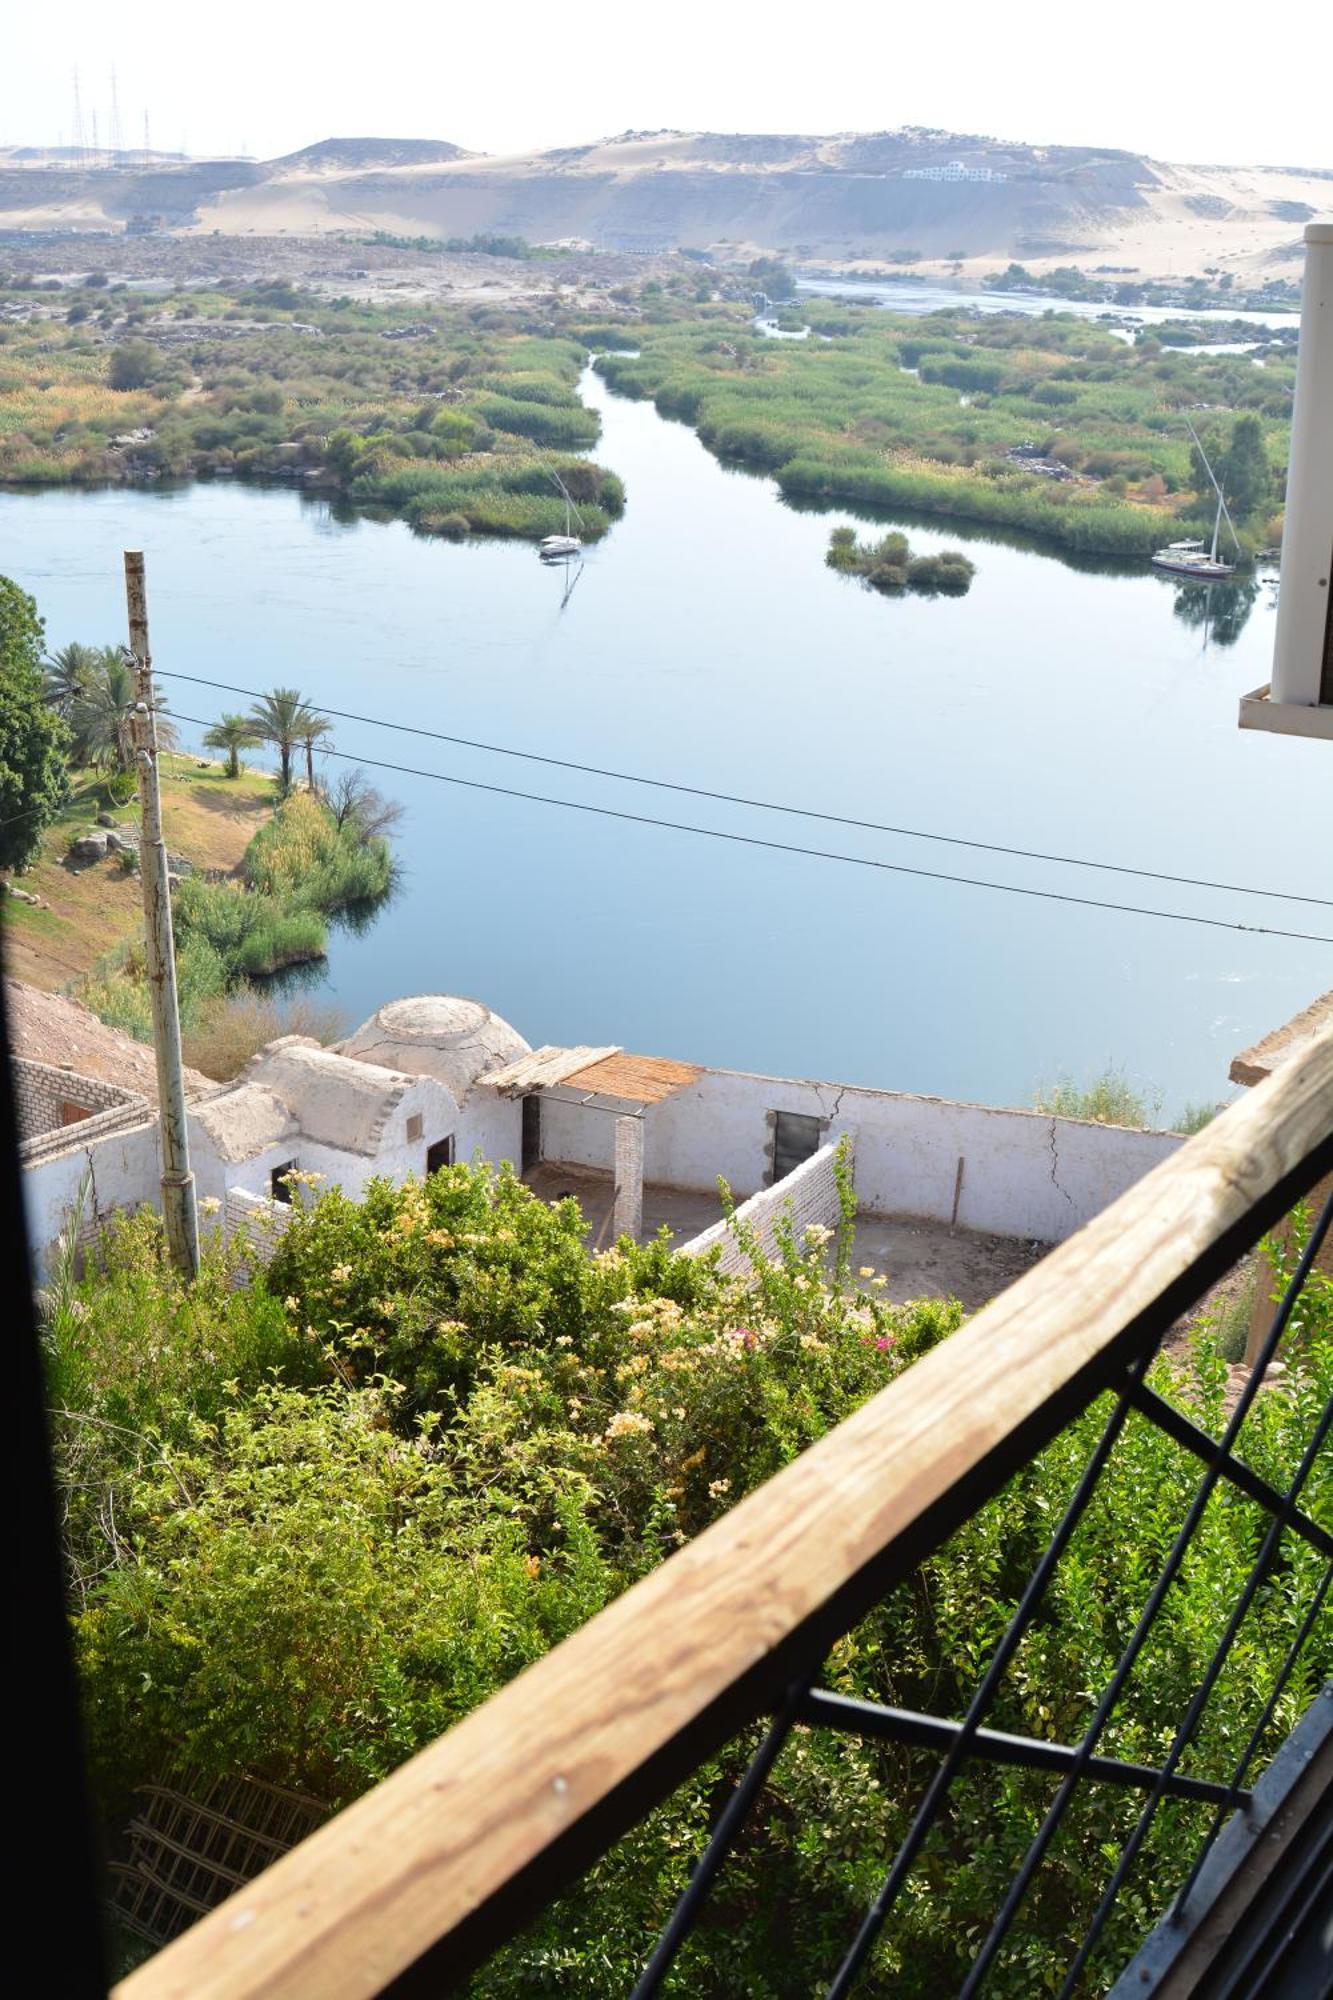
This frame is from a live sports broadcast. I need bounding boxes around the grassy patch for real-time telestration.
[0,757,275,989]
[0,284,625,544]
[595,299,1294,557]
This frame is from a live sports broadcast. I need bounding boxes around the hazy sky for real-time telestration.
[4,0,1330,168]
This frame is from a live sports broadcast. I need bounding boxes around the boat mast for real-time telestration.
[1184,416,1240,561]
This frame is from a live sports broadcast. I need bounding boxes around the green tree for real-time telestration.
[107,339,157,391]
[0,576,70,872]
[1192,414,1270,522]
[68,647,177,775]
[43,640,102,716]
[203,712,260,779]
[1217,413,1270,520]
[247,688,322,792]
[299,712,333,791]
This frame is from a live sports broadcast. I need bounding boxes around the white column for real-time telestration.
[1272,223,1333,709]
[613,1115,644,1242]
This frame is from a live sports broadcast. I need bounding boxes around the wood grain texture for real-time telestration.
[116,1028,1333,2000]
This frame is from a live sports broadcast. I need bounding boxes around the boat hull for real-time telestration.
[1150,554,1234,580]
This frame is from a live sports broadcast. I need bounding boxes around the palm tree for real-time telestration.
[44,642,103,716]
[247,687,321,792]
[299,712,333,790]
[68,648,177,775]
[203,712,260,779]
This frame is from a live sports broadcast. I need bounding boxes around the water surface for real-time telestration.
[3,366,1328,1120]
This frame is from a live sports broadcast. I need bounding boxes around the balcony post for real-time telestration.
[1271,222,1333,711]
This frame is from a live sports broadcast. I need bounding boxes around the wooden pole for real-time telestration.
[126,550,199,1279]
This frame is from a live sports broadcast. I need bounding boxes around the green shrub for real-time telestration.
[56,1172,1331,1992]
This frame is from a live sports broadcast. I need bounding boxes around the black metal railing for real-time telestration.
[631,1188,1333,1999]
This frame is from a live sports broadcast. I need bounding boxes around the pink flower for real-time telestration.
[875,1335,894,1351]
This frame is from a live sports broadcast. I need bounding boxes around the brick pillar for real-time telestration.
[613,1115,644,1242]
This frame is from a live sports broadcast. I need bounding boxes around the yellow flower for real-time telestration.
[871,1275,888,1289]
[604,1410,655,1442]
[858,1266,875,1279]
[708,1478,731,1497]
[283,1295,299,1312]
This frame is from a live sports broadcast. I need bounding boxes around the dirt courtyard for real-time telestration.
[525,1162,1048,1312]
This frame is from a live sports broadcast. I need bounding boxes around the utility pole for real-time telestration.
[125,551,200,1279]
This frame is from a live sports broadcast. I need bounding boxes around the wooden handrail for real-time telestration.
[117,1029,1333,2000]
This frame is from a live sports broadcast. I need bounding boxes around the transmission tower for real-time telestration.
[72,67,87,168]
[109,70,123,161]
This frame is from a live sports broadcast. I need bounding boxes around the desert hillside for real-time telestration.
[1,127,1327,282]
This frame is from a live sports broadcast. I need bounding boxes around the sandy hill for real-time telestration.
[0,127,1327,282]
[266,136,473,174]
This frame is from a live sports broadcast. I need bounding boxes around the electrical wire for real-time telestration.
[163,706,1333,947]
[152,669,1333,912]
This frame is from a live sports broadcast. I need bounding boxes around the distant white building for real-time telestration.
[903,160,1007,183]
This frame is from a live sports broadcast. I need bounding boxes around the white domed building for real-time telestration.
[185,995,535,1217]
[336,994,533,1172]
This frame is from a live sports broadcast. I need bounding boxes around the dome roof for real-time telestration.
[339,995,530,1105]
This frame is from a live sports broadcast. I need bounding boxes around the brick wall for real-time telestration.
[680,1140,849,1277]
[14,1058,152,1162]
[224,1186,293,1283]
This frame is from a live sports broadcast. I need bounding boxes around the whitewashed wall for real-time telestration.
[20,1117,162,1278]
[188,1073,523,1208]
[537,1068,1180,1245]
[682,1141,847,1275]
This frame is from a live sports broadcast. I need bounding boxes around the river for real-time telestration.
[794,275,1301,333]
[2,363,1329,1121]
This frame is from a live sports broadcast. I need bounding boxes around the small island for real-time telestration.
[826,526,976,595]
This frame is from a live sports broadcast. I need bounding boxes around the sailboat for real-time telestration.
[539,470,583,560]
[1150,422,1238,580]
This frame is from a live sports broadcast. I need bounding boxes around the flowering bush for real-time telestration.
[45,1170,1331,1994]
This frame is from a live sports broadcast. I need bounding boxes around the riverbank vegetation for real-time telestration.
[0,280,624,543]
[49,1167,1330,1991]
[827,524,975,594]
[76,787,393,1041]
[595,297,1295,557]
[1,581,398,1072]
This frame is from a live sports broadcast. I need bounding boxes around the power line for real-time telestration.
[165,706,1333,947]
[154,669,1333,913]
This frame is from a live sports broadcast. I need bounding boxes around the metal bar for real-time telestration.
[824,1348,1157,2000]
[631,1681,809,1999]
[1172,1562,1333,1918]
[1057,1360,1333,1997]
[1123,1380,1333,1560]
[798,1691,1251,1808]
[959,1184,1333,1999]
